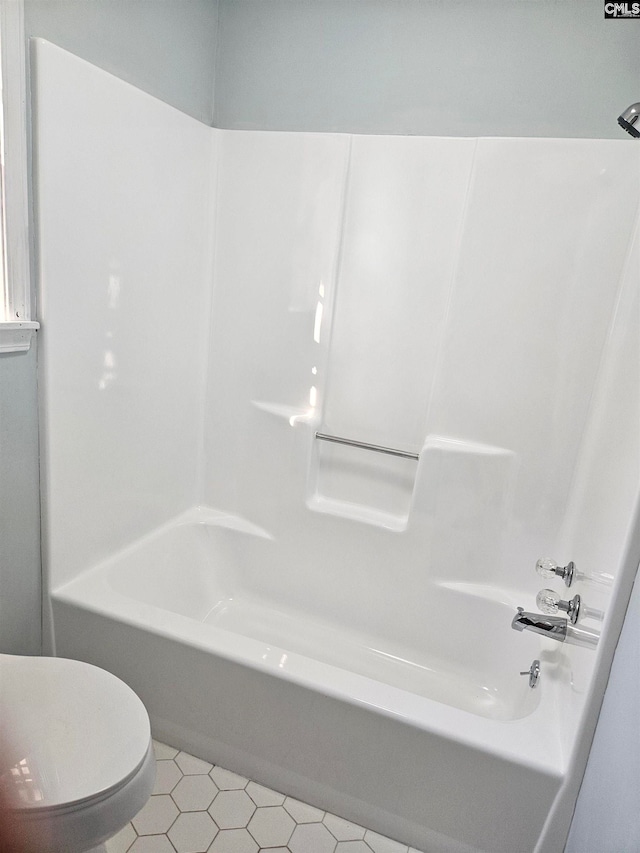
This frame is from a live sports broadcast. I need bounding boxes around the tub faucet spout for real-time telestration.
[511,607,567,642]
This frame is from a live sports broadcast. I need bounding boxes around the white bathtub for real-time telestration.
[52,507,566,853]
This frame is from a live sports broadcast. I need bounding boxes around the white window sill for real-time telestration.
[0,321,39,353]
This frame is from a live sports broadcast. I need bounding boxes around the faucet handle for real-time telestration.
[536,588,562,614]
[535,557,575,587]
[536,588,581,624]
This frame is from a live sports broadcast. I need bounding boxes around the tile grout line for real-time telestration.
[111,741,415,853]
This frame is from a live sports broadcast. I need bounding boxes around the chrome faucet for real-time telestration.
[511,607,567,641]
[511,606,599,649]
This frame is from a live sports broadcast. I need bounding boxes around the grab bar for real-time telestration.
[315,432,419,460]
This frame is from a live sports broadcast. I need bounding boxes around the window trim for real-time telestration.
[0,0,38,352]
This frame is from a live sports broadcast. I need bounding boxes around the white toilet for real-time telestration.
[0,654,155,852]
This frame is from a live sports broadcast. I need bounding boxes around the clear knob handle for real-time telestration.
[536,588,581,624]
[535,557,575,587]
[536,558,560,580]
[536,588,561,614]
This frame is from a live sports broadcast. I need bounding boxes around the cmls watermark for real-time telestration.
[605,2,640,17]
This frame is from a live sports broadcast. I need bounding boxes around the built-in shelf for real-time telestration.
[252,399,315,425]
[306,494,408,532]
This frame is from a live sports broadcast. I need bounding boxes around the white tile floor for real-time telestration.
[105,741,424,853]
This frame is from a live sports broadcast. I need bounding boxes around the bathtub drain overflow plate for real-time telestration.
[519,659,541,689]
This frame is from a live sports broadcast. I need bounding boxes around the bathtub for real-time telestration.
[52,506,566,853]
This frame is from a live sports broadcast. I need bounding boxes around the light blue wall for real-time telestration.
[24,0,219,123]
[0,346,41,655]
[215,0,640,139]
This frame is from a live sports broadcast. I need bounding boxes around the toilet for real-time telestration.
[0,654,155,852]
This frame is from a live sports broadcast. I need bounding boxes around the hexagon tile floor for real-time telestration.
[104,740,424,853]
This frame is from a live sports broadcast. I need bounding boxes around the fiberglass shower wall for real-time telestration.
[201,131,639,612]
[35,40,216,593]
[36,38,639,654]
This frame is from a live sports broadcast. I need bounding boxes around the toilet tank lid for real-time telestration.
[0,654,151,810]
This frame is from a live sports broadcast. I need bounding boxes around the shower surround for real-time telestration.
[35,41,640,853]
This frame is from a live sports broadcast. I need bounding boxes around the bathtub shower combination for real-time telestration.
[35,40,640,853]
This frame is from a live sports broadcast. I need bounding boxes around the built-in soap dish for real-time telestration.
[308,435,417,530]
[306,493,409,532]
